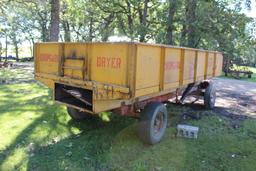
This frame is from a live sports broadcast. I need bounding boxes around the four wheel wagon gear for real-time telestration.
[34,42,223,144]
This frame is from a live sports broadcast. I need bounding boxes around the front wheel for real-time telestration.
[67,107,93,121]
[138,102,168,145]
[204,82,216,109]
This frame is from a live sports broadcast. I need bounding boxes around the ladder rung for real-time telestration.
[65,57,84,60]
[63,66,84,70]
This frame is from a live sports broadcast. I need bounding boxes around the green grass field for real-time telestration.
[1,65,256,171]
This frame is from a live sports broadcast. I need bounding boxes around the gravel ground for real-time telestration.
[213,77,256,117]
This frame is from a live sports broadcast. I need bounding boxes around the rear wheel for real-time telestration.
[138,102,168,145]
[204,82,216,109]
[67,107,93,121]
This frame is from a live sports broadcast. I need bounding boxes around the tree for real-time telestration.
[50,0,60,41]
[166,0,178,45]
[138,0,149,42]
[61,0,71,41]
[0,0,255,66]
[0,42,2,62]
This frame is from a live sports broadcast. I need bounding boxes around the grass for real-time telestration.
[1,64,256,171]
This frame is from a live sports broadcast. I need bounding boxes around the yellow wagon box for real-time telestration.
[34,42,223,144]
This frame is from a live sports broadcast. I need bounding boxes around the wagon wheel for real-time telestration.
[67,107,93,121]
[204,82,216,109]
[138,102,168,144]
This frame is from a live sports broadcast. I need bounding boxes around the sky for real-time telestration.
[243,0,256,18]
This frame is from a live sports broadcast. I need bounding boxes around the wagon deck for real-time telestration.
[35,42,223,144]
[35,42,222,113]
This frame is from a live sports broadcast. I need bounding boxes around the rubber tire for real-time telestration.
[67,107,93,121]
[138,102,168,145]
[204,82,216,110]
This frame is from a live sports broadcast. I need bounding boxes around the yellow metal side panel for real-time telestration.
[93,100,127,113]
[183,50,196,85]
[195,51,206,81]
[63,59,84,79]
[64,59,84,67]
[90,44,128,86]
[36,43,62,75]
[63,43,87,80]
[163,48,181,90]
[64,43,87,58]
[63,69,83,79]
[36,77,54,89]
[135,86,160,97]
[215,53,223,76]
[135,45,161,97]
[206,52,215,78]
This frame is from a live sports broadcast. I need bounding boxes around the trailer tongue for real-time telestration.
[34,42,223,144]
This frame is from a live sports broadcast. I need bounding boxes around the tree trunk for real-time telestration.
[88,16,93,41]
[30,38,35,58]
[126,1,134,40]
[186,0,197,48]
[5,35,7,61]
[63,20,71,42]
[0,42,2,62]
[62,2,71,42]
[42,21,48,42]
[50,0,60,42]
[180,24,187,46]
[166,0,177,45]
[14,43,19,61]
[139,0,149,42]
[101,13,115,42]
[38,11,49,42]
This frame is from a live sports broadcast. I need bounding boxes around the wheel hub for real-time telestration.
[154,111,164,134]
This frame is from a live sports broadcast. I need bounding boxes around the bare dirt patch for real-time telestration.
[214,78,256,117]
[0,62,34,84]
[172,77,256,128]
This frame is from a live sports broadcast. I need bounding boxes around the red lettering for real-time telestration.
[106,58,111,67]
[112,58,116,68]
[96,57,122,69]
[165,61,180,70]
[116,58,121,68]
[39,53,58,62]
[102,57,106,67]
[97,57,101,67]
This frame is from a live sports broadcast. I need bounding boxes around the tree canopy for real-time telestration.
[0,0,255,66]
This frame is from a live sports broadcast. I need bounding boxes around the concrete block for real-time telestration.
[177,124,199,139]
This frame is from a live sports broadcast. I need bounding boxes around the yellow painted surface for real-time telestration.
[34,42,223,113]
[196,51,206,81]
[64,59,84,79]
[183,50,196,84]
[135,45,161,97]
[36,43,62,75]
[163,48,181,90]
[207,52,215,78]
[215,53,223,76]
[64,43,87,58]
[35,76,54,89]
[93,100,128,113]
[90,44,128,86]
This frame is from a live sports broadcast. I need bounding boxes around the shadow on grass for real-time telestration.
[1,77,256,170]
[0,85,135,170]
[27,115,134,171]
